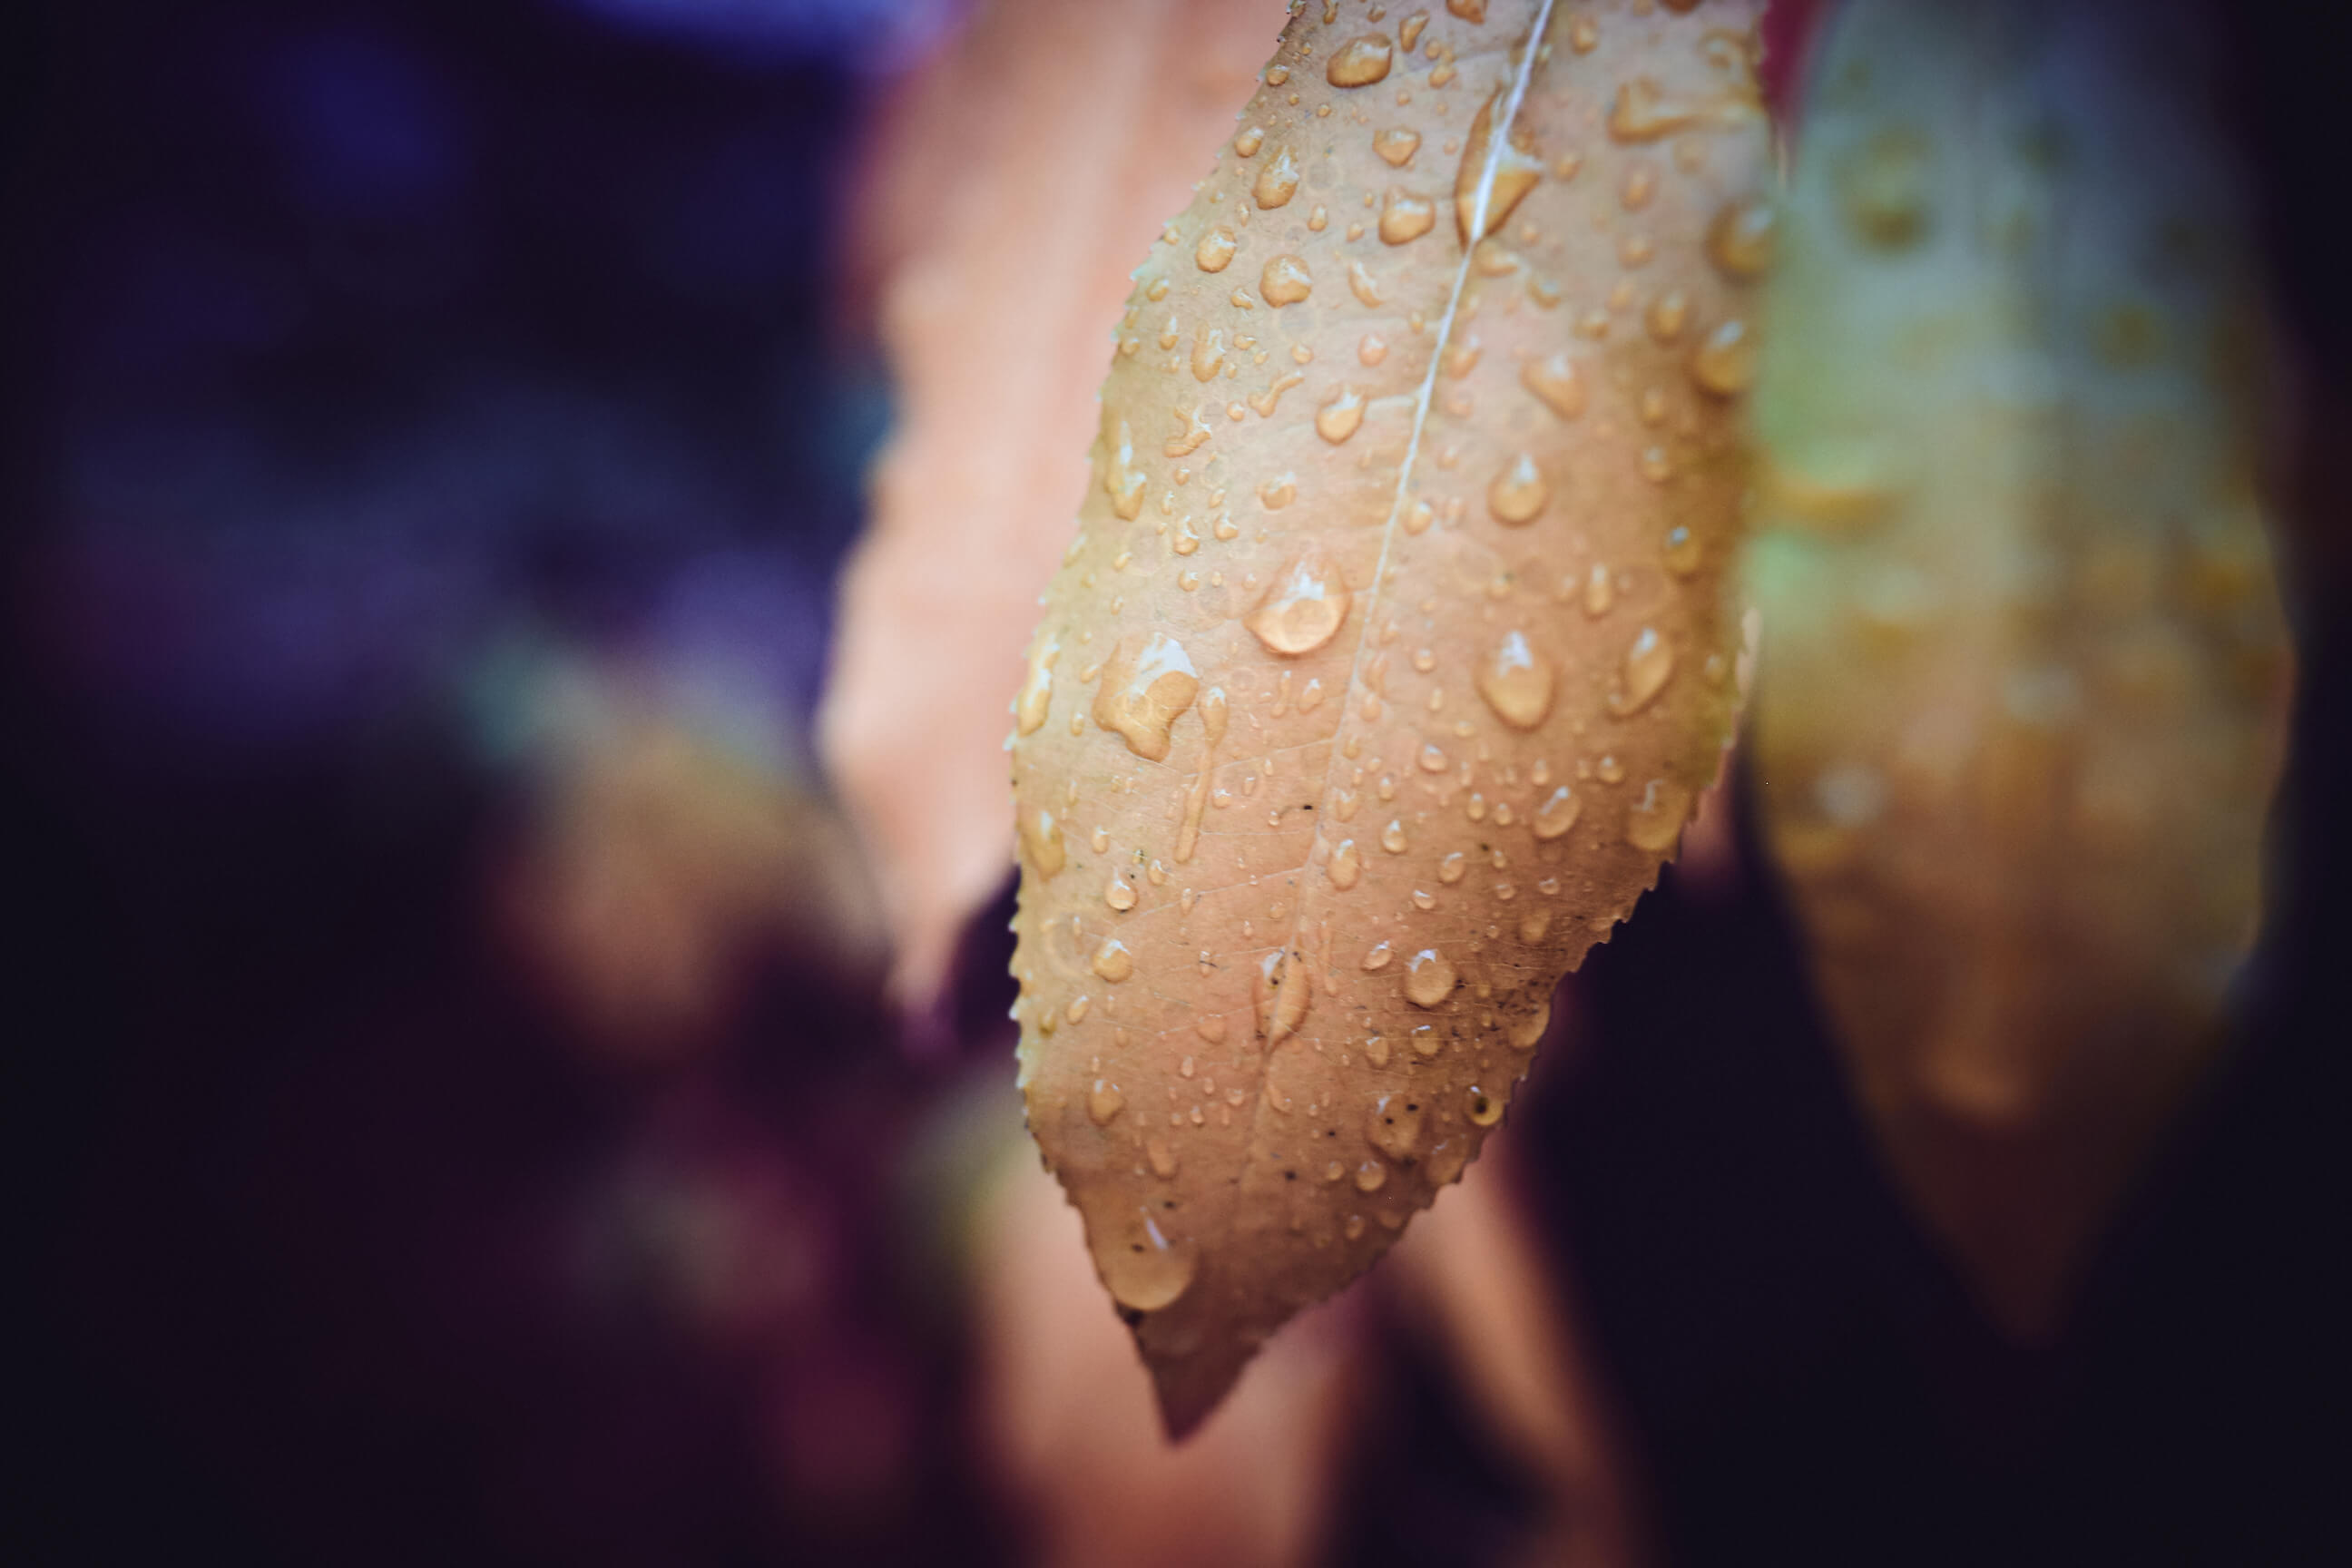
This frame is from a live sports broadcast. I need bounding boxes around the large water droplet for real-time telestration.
[1245,544,1352,655]
[1690,318,1754,396]
[1404,947,1457,1007]
[1328,838,1363,890]
[1455,88,1544,244]
[1147,1137,1179,1178]
[1260,253,1313,307]
[1363,940,1394,971]
[1520,353,1586,420]
[1838,126,1931,249]
[1612,626,1676,715]
[1196,225,1238,273]
[1088,1079,1125,1124]
[1465,1085,1504,1126]
[1254,144,1300,209]
[1100,1209,1198,1312]
[1191,326,1227,382]
[1327,34,1395,88]
[1101,416,1146,520]
[1707,196,1775,278]
[1625,777,1692,854]
[1375,127,1420,167]
[1532,786,1581,840]
[1476,630,1555,730]
[1104,874,1138,912]
[1093,632,1200,760]
[1607,78,1697,143]
[1020,805,1067,876]
[1487,454,1550,524]
[1379,188,1436,245]
[1092,938,1135,983]
[1016,632,1060,736]
[1381,819,1409,853]
[1316,386,1367,444]
[1367,1093,1424,1160]
[1354,1160,1388,1192]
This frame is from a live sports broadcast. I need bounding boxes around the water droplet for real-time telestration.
[1465,1085,1504,1126]
[1446,0,1485,20]
[1404,947,1457,1007]
[1487,453,1549,524]
[1253,144,1301,208]
[1245,544,1352,655]
[1608,77,1697,143]
[1147,1137,1179,1178]
[1455,89,1544,244]
[1438,851,1466,885]
[1363,940,1394,971]
[1707,196,1775,277]
[1020,806,1067,876]
[1367,1093,1425,1159]
[1375,126,1420,166]
[1266,64,1291,85]
[1838,126,1931,249]
[1348,260,1384,309]
[1196,225,1237,273]
[1532,786,1582,840]
[1354,1160,1388,1192]
[1612,626,1675,715]
[1662,525,1700,576]
[1569,15,1599,51]
[1260,253,1313,307]
[1093,632,1200,760]
[1517,908,1553,944]
[1475,630,1555,730]
[1690,318,1754,396]
[1087,1080,1123,1124]
[1520,353,1585,420]
[1328,838,1363,890]
[1100,1209,1198,1311]
[1576,563,1612,618]
[1378,188,1436,245]
[1327,34,1395,88]
[1104,875,1137,912]
[1092,938,1135,983]
[1398,12,1427,51]
[1315,385,1367,444]
[1418,742,1448,773]
[1620,162,1658,211]
[1191,326,1227,381]
[1626,777,1692,854]
[1016,632,1060,735]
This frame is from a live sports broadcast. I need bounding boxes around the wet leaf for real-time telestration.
[1008,0,1772,1432]
[1744,0,2292,1332]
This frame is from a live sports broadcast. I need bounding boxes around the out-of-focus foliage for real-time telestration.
[1745,0,2291,1333]
[1006,0,1773,1433]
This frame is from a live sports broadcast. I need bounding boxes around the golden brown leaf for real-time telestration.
[1009,0,1772,1432]
[823,0,1287,1012]
[1745,0,2292,1332]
